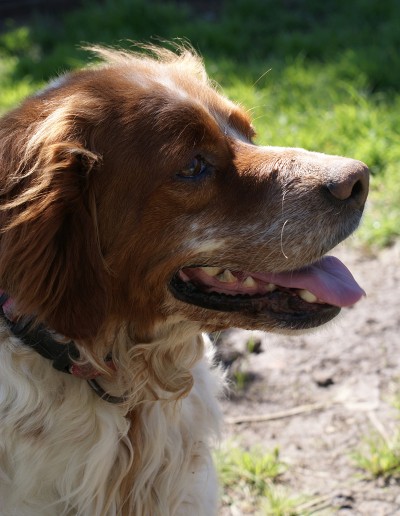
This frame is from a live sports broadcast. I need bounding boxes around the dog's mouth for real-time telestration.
[169,256,365,329]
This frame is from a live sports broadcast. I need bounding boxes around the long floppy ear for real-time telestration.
[0,108,108,340]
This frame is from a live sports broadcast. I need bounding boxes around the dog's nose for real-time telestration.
[326,160,369,208]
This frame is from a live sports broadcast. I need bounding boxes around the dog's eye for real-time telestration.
[177,156,210,179]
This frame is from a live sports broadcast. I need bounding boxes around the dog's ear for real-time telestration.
[0,115,108,340]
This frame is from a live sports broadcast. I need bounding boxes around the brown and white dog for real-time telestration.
[0,46,368,515]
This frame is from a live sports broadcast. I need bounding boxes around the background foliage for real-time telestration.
[0,0,399,246]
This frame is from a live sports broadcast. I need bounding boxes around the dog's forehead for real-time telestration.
[124,60,254,143]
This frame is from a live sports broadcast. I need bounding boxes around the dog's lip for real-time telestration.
[172,256,365,308]
[169,255,365,328]
[169,269,340,328]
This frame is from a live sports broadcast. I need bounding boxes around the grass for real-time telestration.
[352,432,400,480]
[353,394,400,480]
[216,444,285,493]
[215,443,306,515]
[219,62,400,248]
[0,0,398,247]
[217,427,400,515]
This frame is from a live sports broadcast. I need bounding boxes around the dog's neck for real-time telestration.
[0,291,205,408]
[0,290,124,403]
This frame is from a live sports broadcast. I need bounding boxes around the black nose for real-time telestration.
[326,160,369,209]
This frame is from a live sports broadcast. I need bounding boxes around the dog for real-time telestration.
[0,45,368,515]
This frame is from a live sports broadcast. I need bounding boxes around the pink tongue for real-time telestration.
[252,256,365,307]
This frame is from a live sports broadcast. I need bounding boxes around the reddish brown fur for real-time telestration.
[0,45,369,514]
[0,45,369,345]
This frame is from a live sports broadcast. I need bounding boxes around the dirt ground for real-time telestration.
[217,241,400,515]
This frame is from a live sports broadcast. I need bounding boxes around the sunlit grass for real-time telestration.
[0,55,39,113]
[0,0,398,247]
[216,444,285,493]
[220,61,400,248]
[215,443,308,515]
[352,392,400,480]
[352,432,400,480]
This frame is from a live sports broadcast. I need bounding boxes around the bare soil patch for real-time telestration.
[218,242,400,515]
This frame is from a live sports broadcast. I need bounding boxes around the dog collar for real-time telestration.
[0,290,123,404]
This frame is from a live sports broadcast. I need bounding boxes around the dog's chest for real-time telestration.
[0,331,221,515]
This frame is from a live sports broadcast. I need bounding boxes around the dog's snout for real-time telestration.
[326,160,369,208]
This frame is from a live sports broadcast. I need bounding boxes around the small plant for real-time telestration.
[214,443,307,514]
[232,367,252,391]
[261,486,304,516]
[215,444,285,494]
[352,432,400,480]
[246,335,262,354]
[215,442,286,505]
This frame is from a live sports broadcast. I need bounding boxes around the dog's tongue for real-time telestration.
[253,256,365,307]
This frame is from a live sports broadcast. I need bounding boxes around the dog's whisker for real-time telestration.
[280,219,290,260]
[252,68,273,87]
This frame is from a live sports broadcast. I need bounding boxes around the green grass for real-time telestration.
[216,444,285,493]
[352,432,400,480]
[215,443,306,515]
[0,0,399,247]
[352,392,400,480]
[219,62,400,248]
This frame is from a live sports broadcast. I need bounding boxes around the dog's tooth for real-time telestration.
[243,276,257,288]
[266,283,277,292]
[202,267,222,277]
[217,269,236,283]
[299,289,317,303]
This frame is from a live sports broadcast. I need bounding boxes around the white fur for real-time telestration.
[0,323,222,515]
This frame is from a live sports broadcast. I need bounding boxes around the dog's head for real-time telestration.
[0,46,369,342]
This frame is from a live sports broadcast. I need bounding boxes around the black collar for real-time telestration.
[0,292,123,404]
